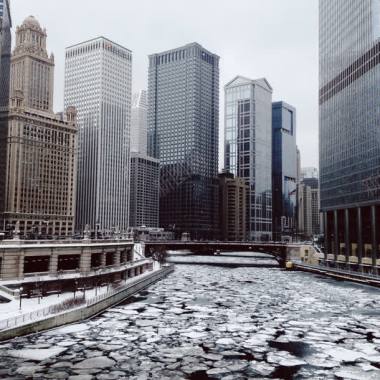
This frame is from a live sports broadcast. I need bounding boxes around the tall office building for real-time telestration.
[148,42,219,239]
[65,37,132,234]
[0,0,11,108]
[0,16,77,237]
[272,101,297,241]
[302,174,320,236]
[297,183,312,239]
[131,90,147,154]
[129,89,159,228]
[320,0,380,270]
[218,171,247,241]
[301,167,318,180]
[129,153,159,228]
[224,76,273,241]
[0,0,11,219]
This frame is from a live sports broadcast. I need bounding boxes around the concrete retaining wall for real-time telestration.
[0,265,174,341]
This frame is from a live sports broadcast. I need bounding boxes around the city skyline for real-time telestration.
[10,0,319,169]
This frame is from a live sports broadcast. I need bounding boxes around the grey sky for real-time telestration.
[12,0,319,169]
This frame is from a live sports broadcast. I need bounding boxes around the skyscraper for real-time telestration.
[272,101,297,241]
[320,0,380,271]
[148,42,219,239]
[0,0,11,220]
[129,153,159,228]
[0,0,11,107]
[224,76,273,241]
[65,37,132,234]
[218,171,247,241]
[131,90,147,154]
[129,90,159,228]
[0,16,77,237]
[302,174,321,237]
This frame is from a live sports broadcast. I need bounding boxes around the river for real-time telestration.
[0,262,380,379]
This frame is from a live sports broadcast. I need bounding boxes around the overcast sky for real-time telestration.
[12,0,319,169]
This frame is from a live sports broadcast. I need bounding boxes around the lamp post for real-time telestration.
[74,279,78,299]
[19,287,23,310]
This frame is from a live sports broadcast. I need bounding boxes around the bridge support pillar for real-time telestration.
[323,212,329,262]
[371,205,377,273]
[334,210,339,263]
[357,207,363,267]
[344,209,350,263]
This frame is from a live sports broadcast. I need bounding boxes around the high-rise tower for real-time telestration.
[0,0,11,107]
[272,101,297,241]
[0,16,77,237]
[148,42,219,239]
[224,76,273,241]
[131,90,147,154]
[65,37,132,235]
[320,0,380,271]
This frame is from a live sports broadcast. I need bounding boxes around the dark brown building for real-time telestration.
[219,172,247,241]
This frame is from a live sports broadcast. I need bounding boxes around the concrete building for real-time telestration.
[272,101,297,241]
[0,0,11,223]
[218,171,247,241]
[224,76,273,241]
[65,37,132,235]
[0,16,77,238]
[129,89,159,229]
[129,152,159,228]
[148,42,219,239]
[297,182,312,239]
[131,90,147,154]
[0,0,11,108]
[301,167,318,180]
[320,0,380,272]
[302,175,320,236]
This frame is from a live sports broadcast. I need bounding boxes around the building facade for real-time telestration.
[302,175,320,236]
[0,16,77,237]
[148,42,219,239]
[272,101,297,241]
[129,152,159,228]
[224,76,273,241]
[320,0,380,271]
[0,0,11,108]
[297,182,312,239]
[131,90,148,154]
[218,172,247,241]
[65,37,132,234]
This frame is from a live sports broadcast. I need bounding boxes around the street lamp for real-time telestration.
[74,279,78,299]
[19,287,23,310]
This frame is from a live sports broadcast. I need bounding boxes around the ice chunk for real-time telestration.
[8,347,67,361]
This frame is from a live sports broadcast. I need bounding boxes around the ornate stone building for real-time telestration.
[0,16,77,237]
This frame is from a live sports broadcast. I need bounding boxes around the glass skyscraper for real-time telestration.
[272,101,297,241]
[65,37,132,234]
[148,42,219,239]
[224,76,273,241]
[320,0,380,272]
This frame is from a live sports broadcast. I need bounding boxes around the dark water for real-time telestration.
[0,263,380,379]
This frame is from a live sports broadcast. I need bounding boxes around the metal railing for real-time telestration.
[0,238,133,246]
[0,264,168,332]
[295,261,380,281]
[0,298,85,331]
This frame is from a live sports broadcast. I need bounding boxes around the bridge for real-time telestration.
[143,241,302,268]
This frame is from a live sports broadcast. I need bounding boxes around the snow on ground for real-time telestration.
[0,262,161,324]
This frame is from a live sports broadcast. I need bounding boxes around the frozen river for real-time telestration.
[1,263,380,379]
